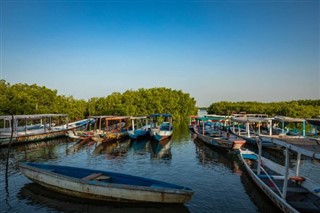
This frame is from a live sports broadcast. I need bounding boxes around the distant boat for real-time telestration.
[0,114,94,147]
[128,116,150,140]
[230,116,278,149]
[193,117,245,150]
[92,116,130,143]
[19,162,194,204]
[239,137,320,213]
[149,114,173,141]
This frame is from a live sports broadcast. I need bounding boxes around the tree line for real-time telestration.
[207,100,320,118]
[2,80,318,120]
[0,80,197,120]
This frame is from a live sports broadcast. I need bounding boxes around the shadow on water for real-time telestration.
[18,183,190,213]
[193,137,282,213]
[240,172,282,213]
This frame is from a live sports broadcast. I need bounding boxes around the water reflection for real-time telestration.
[93,139,132,157]
[193,138,241,174]
[0,138,68,163]
[131,138,150,155]
[150,138,173,160]
[66,139,91,155]
[18,183,190,213]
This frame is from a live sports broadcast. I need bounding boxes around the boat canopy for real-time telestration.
[274,116,305,123]
[305,118,320,127]
[0,114,68,120]
[195,117,219,121]
[231,117,273,123]
[130,116,148,120]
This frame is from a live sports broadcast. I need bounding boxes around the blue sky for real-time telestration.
[1,1,319,106]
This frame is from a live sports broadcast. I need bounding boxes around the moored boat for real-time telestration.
[193,117,245,150]
[0,114,94,147]
[149,114,173,141]
[128,116,150,139]
[239,137,320,213]
[19,162,194,204]
[92,116,130,143]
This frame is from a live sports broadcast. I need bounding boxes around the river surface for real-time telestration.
[0,121,319,213]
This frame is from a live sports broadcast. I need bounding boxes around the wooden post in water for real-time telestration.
[295,153,301,177]
[269,119,272,136]
[25,118,27,135]
[44,117,47,133]
[257,137,262,175]
[282,147,289,199]
[202,121,204,135]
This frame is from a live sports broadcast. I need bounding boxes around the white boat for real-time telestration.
[0,114,94,146]
[230,116,279,149]
[149,114,173,141]
[239,137,320,212]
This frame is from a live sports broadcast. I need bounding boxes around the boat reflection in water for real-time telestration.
[193,138,241,174]
[131,138,150,155]
[0,138,68,162]
[93,138,132,157]
[93,137,174,160]
[150,137,173,160]
[18,183,190,213]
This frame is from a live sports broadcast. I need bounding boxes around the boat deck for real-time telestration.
[266,136,320,160]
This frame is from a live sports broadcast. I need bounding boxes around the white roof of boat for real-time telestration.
[274,116,305,123]
[87,115,114,119]
[130,116,147,119]
[263,136,320,160]
[232,117,273,123]
[0,114,68,120]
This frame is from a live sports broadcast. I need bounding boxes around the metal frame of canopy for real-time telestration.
[0,114,68,135]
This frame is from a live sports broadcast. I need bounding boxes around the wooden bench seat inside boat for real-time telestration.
[288,201,320,212]
[82,173,111,181]
[270,186,309,194]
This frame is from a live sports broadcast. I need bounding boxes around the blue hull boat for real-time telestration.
[19,162,193,203]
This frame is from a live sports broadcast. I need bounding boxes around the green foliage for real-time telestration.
[0,81,197,120]
[88,88,198,120]
[0,81,87,120]
[207,100,320,118]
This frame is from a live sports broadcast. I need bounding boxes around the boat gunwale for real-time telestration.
[239,150,299,213]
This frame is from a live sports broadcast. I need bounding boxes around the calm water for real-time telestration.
[1,121,318,213]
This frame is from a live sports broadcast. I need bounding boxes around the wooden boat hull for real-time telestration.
[194,127,245,150]
[19,163,193,204]
[196,132,245,150]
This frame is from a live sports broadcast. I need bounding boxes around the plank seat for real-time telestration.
[270,186,309,194]
[288,201,319,212]
[82,173,103,180]
[286,187,309,193]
